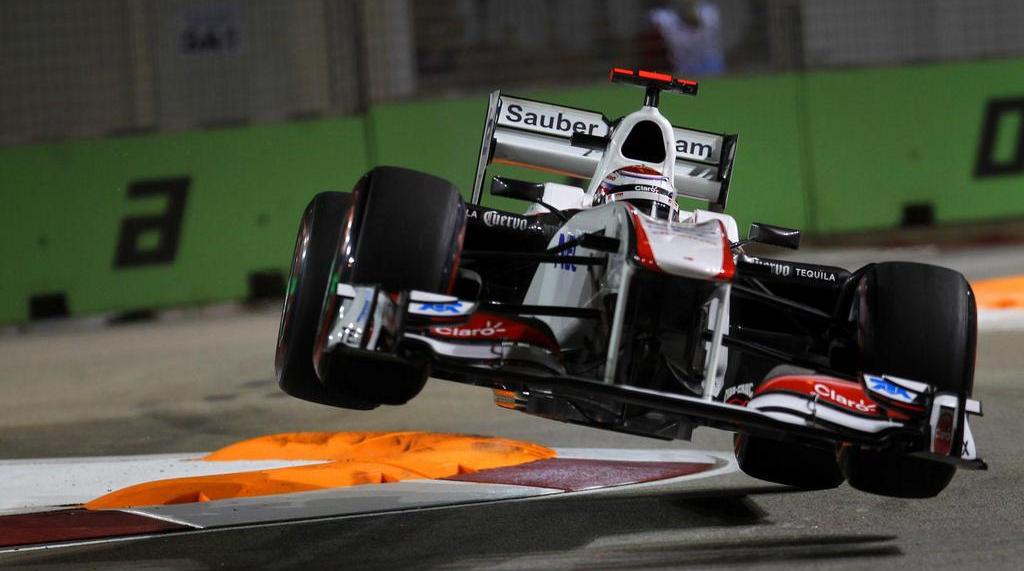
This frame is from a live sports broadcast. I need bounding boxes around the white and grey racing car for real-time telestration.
[276,68,985,498]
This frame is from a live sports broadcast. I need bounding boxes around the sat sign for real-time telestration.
[177,3,243,56]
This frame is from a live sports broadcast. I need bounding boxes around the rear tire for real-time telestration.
[275,192,376,409]
[316,166,466,406]
[841,262,976,498]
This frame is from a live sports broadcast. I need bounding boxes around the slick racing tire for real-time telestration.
[735,365,845,490]
[317,166,466,406]
[735,435,844,490]
[841,262,977,498]
[839,447,956,499]
[275,192,377,410]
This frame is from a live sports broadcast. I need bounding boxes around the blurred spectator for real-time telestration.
[648,0,726,76]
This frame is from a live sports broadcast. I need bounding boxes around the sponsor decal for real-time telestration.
[741,258,786,278]
[417,301,464,314]
[114,177,190,268]
[355,290,372,322]
[724,382,754,403]
[814,383,878,414]
[632,184,665,194]
[334,290,375,348]
[482,210,528,231]
[339,327,362,347]
[934,408,955,455]
[744,257,838,282]
[794,267,837,282]
[752,257,791,277]
[866,375,916,403]
[502,103,602,136]
[676,139,713,160]
[620,165,665,177]
[975,97,1024,178]
[643,218,720,245]
[433,320,506,338]
[178,3,242,56]
[429,312,560,353]
[595,181,617,201]
[554,233,577,272]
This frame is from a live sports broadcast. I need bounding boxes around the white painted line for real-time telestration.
[118,509,203,529]
[128,479,563,529]
[0,532,178,555]
[0,453,324,513]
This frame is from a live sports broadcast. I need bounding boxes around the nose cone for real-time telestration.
[628,210,732,280]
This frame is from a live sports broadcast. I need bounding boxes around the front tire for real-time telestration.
[840,446,955,499]
[275,192,376,409]
[735,435,844,490]
[735,365,845,490]
[315,166,466,406]
[841,262,976,498]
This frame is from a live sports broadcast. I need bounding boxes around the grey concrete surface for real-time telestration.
[0,244,1022,569]
[786,242,1024,280]
[0,308,702,459]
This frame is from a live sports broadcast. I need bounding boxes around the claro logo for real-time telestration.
[433,320,506,338]
[814,383,877,414]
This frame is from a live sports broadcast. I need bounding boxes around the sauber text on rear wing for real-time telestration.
[472,91,738,212]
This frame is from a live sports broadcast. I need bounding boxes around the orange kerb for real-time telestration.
[85,432,555,510]
[972,276,1024,309]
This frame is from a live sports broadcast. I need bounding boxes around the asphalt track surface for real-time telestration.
[1,244,1023,569]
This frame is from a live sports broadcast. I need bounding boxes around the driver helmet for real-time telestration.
[594,165,678,220]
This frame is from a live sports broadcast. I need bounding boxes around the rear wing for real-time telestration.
[471,91,738,212]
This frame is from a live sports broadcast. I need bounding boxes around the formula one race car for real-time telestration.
[276,68,985,498]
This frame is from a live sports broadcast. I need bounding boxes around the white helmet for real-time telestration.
[593,165,678,219]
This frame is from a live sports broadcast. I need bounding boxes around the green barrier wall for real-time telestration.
[0,118,367,323]
[4,58,1024,323]
[803,58,1024,232]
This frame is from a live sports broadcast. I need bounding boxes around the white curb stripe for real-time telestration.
[0,447,739,553]
[116,448,734,528]
[0,454,324,513]
[127,479,564,529]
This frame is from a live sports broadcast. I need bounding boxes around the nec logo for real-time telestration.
[554,233,577,272]
[866,375,915,403]
[417,302,464,314]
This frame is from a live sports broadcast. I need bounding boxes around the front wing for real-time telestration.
[324,283,986,471]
